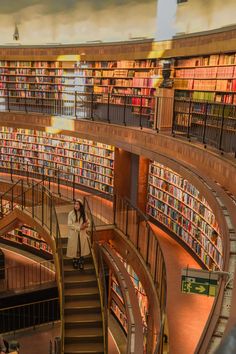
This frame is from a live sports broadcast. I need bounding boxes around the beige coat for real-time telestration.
[66,209,90,258]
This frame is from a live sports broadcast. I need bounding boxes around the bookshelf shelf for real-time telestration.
[174,53,236,105]
[147,161,223,270]
[0,58,163,122]
[0,127,114,196]
[0,224,52,259]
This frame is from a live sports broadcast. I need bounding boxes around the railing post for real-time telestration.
[73,173,75,201]
[10,157,13,182]
[113,194,116,225]
[136,214,140,251]
[91,91,94,121]
[123,94,127,126]
[32,182,35,218]
[107,93,110,123]
[202,102,208,145]
[26,161,29,185]
[24,89,27,113]
[187,99,192,139]
[42,186,44,226]
[11,187,14,212]
[125,203,129,236]
[57,168,61,197]
[219,104,226,151]
[139,96,143,130]
[50,197,52,236]
[75,91,77,118]
[171,97,176,136]
[42,165,45,185]
[154,242,159,285]
[21,180,24,209]
[146,225,150,267]
[7,88,10,112]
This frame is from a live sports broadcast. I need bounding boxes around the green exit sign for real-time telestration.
[181,268,218,297]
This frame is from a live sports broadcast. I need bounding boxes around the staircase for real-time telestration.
[0,180,106,354]
[62,240,104,354]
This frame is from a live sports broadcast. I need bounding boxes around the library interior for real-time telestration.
[0,0,235,353]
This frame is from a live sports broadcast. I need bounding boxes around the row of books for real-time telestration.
[147,205,222,270]
[176,54,236,67]
[176,89,236,104]
[148,182,219,228]
[149,163,211,209]
[4,226,52,254]
[0,127,115,195]
[175,79,236,92]
[175,66,236,79]
[148,196,219,240]
[147,161,222,270]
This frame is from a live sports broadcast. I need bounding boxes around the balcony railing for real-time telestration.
[0,89,155,129]
[172,98,236,155]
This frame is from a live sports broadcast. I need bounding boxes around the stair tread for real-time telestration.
[65,299,100,309]
[64,287,99,296]
[64,263,94,270]
[65,312,102,323]
[65,327,103,337]
[64,274,97,282]
[64,342,104,352]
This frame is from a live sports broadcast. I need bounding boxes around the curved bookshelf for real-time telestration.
[0,127,114,196]
[0,224,52,260]
[147,161,223,270]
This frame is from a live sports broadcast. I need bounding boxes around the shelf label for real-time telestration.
[181,268,218,297]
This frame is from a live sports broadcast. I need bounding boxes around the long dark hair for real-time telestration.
[74,200,86,223]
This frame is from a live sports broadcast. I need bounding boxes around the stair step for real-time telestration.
[64,279,97,289]
[64,264,95,275]
[64,312,102,326]
[64,287,99,296]
[63,256,93,266]
[64,341,104,354]
[65,299,100,309]
[64,273,97,282]
[65,292,99,302]
[65,327,103,342]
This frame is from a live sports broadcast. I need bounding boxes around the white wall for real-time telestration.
[156,0,177,40]
[0,0,157,45]
[175,0,236,35]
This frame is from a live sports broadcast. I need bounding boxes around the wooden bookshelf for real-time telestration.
[110,274,128,334]
[0,58,164,120]
[0,224,52,260]
[174,53,236,104]
[0,127,114,196]
[147,161,223,270]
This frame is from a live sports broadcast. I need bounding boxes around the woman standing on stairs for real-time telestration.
[66,199,90,269]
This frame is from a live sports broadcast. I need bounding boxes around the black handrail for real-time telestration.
[0,297,59,333]
[83,197,108,354]
[0,89,155,129]
[0,178,65,351]
[0,260,56,293]
[113,194,167,354]
[172,97,236,155]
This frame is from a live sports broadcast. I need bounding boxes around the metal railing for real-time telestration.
[113,194,167,354]
[0,298,59,333]
[172,98,236,155]
[0,89,155,129]
[0,179,65,351]
[83,197,108,354]
[0,261,55,293]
